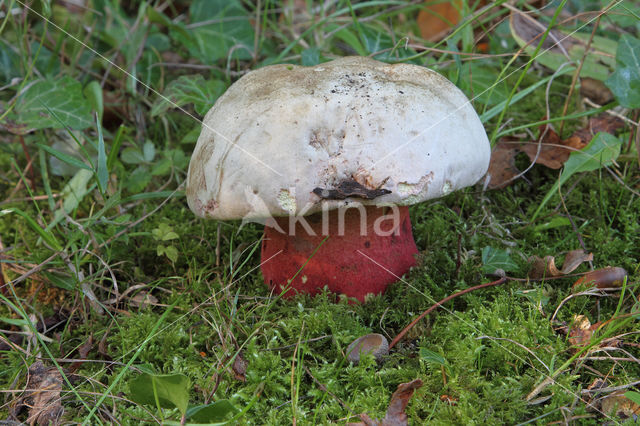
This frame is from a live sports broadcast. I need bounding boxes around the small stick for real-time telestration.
[389,277,507,350]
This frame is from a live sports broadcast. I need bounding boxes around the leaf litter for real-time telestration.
[487,115,625,189]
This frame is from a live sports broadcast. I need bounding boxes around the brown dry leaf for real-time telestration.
[25,361,63,425]
[580,78,614,104]
[69,336,93,374]
[129,291,158,308]
[349,379,423,426]
[572,115,625,145]
[232,351,248,382]
[568,314,595,348]
[572,267,628,291]
[486,116,625,188]
[528,249,593,279]
[417,1,462,41]
[520,125,572,170]
[600,391,640,419]
[486,141,521,189]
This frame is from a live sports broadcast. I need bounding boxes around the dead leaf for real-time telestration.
[580,78,614,105]
[129,291,158,308]
[572,115,625,145]
[486,116,625,188]
[349,379,423,426]
[528,249,593,279]
[486,141,521,189]
[417,1,462,42]
[69,335,93,373]
[232,351,248,382]
[439,394,458,405]
[572,267,628,291]
[520,125,572,170]
[25,361,63,425]
[600,391,640,419]
[568,315,595,348]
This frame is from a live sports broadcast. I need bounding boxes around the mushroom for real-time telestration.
[186,56,490,302]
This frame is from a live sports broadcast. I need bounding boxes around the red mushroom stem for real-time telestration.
[261,205,418,302]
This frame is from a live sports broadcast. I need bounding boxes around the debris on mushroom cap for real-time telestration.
[186,56,490,220]
[346,333,390,364]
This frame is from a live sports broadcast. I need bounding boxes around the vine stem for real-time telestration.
[389,277,508,350]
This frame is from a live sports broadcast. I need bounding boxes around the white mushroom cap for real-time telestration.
[186,56,490,220]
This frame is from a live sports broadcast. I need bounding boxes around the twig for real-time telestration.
[581,379,640,394]
[389,277,508,350]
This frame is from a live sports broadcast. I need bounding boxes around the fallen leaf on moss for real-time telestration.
[580,78,614,104]
[568,314,597,348]
[572,267,628,291]
[69,335,93,374]
[232,351,248,382]
[349,379,423,426]
[487,116,625,189]
[599,391,640,419]
[486,141,521,189]
[528,249,593,279]
[25,361,64,425]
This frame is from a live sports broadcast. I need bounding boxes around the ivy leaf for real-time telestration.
[128,373,190,417]
[532,132,622,220]
[605,35,640,108]
[186,400,238,423]
[151,75,226,117]
[171,0,254,64]
[482,246,518,274]
[8,76,92,134]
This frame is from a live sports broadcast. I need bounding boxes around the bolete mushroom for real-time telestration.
[186,56,490,302]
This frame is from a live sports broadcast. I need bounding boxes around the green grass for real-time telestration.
[1,0,639,424]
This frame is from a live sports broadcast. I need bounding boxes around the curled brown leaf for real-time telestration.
[528,249,593,279]
[572,267,628,291]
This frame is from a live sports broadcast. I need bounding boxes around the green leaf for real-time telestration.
[0,208,62,251]
[332,28,367,56]
[151,157,172,176]
[42,271,76,290]
[171,0,254,64]
[301,48,320,66]
[143,141,156,163]
[510,14,616,81]
[532,133,623,220]
[51,169,94,226]
[0,39,21,86]
[126,166,152,193]
[38,143,92,172]
[187,400,239,423]
[624,391,640,405]
[163,245,178,263]
[83,81,103,123]
[605,35,640,108]
[0,316,30,327]
[128,373,190,416]
[107,125,127,169]
[10,76,93,134]
[121,147,146,165]
[151,75,226,117]
[95,115,108,193]
[481,246,518,274]
[459,64,509,107]
[419,348,447,367]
